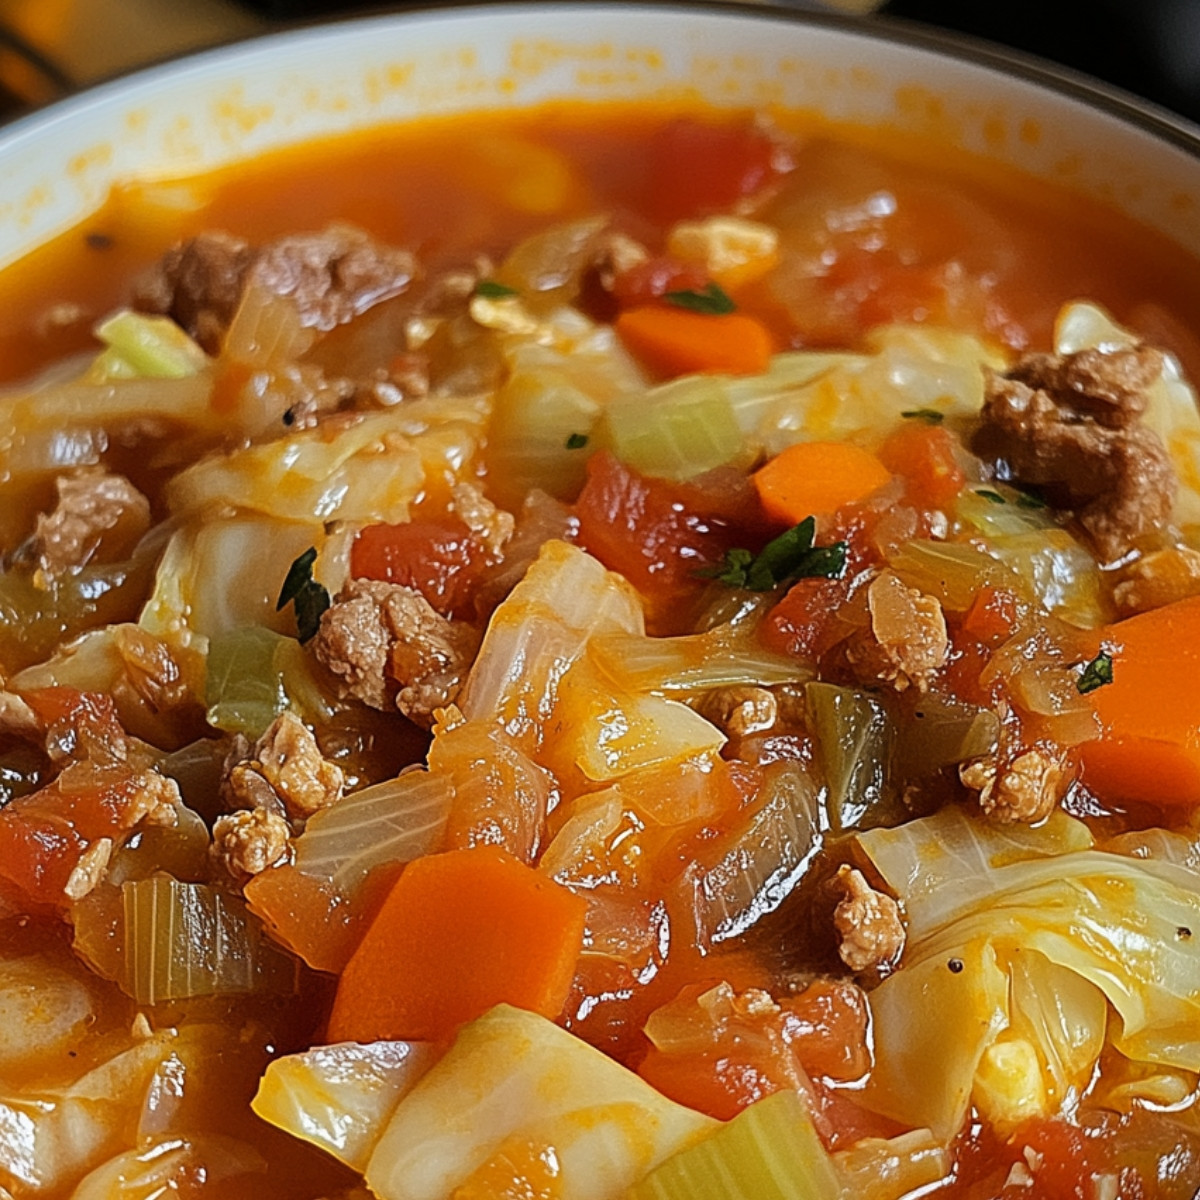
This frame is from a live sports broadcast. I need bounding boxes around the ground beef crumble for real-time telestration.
[311,578,480,727]
[974,345,1176,561]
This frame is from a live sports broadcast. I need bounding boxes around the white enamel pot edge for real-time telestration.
[4,2,1200,271]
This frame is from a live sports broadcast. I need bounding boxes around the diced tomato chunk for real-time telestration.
[962,585,1020,646]
[573,452,768,630]
[644,118,790,224]
[351,517,490,617]
[878,421,966,511]
[0,776,141,907]
[609,257,710,309]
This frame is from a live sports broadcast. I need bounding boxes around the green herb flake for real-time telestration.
[663,281,736,316]
[565,432,589,450]
[900,408,945,425]
[1016,491,1047,510]
[277,547,331,644]
[976,489,1007,505]
[1077,649,1114,695]
[701,516,848,592]
[475,279,519,299]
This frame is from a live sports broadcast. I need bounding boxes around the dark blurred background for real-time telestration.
[0,0,1198,126]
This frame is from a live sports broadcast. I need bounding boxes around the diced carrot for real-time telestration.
[327,846,587,1043]
[615,306,772,378]
[752,441,892,527]
[1079,594,1200,807]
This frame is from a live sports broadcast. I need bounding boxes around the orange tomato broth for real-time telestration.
[5,99,1200,1200]
[4,99,1200,386]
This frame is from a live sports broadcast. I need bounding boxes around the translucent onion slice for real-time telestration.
[293,769,453,894]
[887,539,1009,613]
[678,760,823,951]
[223,282,317,368]
[590,626,808,695]
[122,876,298,1005]
[70,1136,266,1200]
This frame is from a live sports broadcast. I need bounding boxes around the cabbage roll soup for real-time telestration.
[6,98,1200,1200]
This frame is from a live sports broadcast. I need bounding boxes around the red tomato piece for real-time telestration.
[643,117,790,224]
[877,421,966,511]
[962,585,1021,647]
[351,517,490,617]
[609,257,709,309]
[573,452,768,630]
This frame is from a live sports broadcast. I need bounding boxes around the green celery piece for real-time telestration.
[602,375,745,481]
[94,309,208,379]
[630,1088,843,1200]
[205,626,292,738]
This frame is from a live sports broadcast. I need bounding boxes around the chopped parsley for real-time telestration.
[975,489,1007,505]
[663,281,736,316]
[277,547,331,644]
[475,279,519,299]
[900,408,945,425]
[1076,649,1114,695]
[565,432,589,450]
[703,516,848,592]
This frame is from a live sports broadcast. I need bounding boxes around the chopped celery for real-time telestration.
[629,1088,841,1200]
[806,682,895,832]
[601,375,746,481]
[94,309,208,379]
[204,626,330,738]
[892,693,1000,780]
[122,876,298,1005]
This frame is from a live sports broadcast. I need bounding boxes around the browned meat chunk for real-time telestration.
[135,225,416,353]
[33,469,151,578]
[311,579,479,726]
[845,570,948,693]
[697,686,778,736]
[223,712,344,822]
[832,865,905,973]
[974,346,1175,561]
[960,744,1068,824]
[211,807,291,880]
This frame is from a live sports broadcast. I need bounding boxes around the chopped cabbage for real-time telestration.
[166,396,488,523]
[855,806,1200,1137]
[0,957,93,1076]
[364,1004,715,1200]
[459,540,643,749]
[252,1040,437,1172]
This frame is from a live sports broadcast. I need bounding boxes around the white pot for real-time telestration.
[2,3,1200,271]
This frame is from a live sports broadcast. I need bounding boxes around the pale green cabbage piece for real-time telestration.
[458,539,643,749]
[252,1040,437,1173]
[69,1135,264,1200]
[855,805,1200,1135]
[365,1004,715,1200]
[166,395,488,523]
